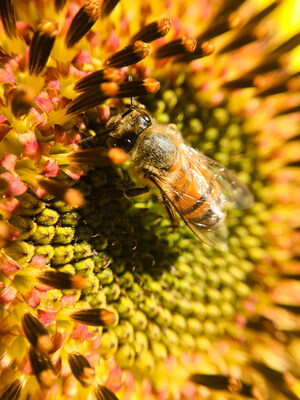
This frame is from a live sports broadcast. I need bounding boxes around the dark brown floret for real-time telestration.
[29,21,59,75]
[74,68,121,92]
[38,270,87,289]
[104,41,151,68]
[70,308,116,326]
[65,0,100,48]
[95,384,119,400]
[130,18,172,43]
[68,353,95,387]
[0,0,17,38]
[22,313,53,353]
[155,37,197,59]
[101,0,120,17]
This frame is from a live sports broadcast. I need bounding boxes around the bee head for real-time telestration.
[107,106,152,152]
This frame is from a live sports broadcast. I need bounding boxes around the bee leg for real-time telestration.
[161,193,179,229]
[124,186,150,197]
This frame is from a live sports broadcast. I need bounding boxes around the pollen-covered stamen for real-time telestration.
[55,0,67,12]
[112,78,160,96]
[218,29,264,55]
[276,104,300,116]
[22,313,53,354]
[257,72,300,97]
[8,85,36,118]
[215,0,247,19]
[0,0,17,38]
[100,0,120,17]
[29,347,56,389]
[67,78,160,115]
[155,37,197,59]
[268,32,300,56]
[252,362,298,400]
[174,40,214,62]
[74,68,121,92]
[68,353,95,387]
[130,18,172,44]
[37,177,84,207]
[69,148,127,166]
[65,0,100,48]
[70,308,116,326]
[197,13,241,42]
[66,88,109,115]
[38,270,87,290]
[0,379,23,399]
[241,1,281,32]
[29,21,59,76]
[190,374,262,399]
[104,41,151,68]
[95,384,119,400]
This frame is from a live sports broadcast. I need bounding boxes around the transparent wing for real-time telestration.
[150,147,230,249]
[184,145,254,209]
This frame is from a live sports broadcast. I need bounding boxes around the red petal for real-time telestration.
[35,91,54,115]
[40,159,59,177]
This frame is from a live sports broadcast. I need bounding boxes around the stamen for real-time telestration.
[67,78,160,115]
[29,347,56,389]
[276,104,300,116]
[38,270,87,290]
[130,18,172,43]
[222,76,254,89]
[101,0,120,17]
[70,308,117,326]
[215,0,247,19]
[218,31,260,55]
[174,40,214,62]
[68,353,95,387]
[37,177,84,207]
[0,0,17,38]
[22,312,53,353]
[74,68,121,92]
[252,362,298,400]
[70,148,127,166]
[268,32,300,56]
[104,41,151,68]
[274,303,300,314]
[190,374,262,399]
[8,85,36,118]
[65,0,100,48]
[55,0,67,12]
[242,1,280,31]
[197,13,241,42]
[29,20,59,75]
[155,37,197,59]
[95,384,119,400]
[1,379,23,399]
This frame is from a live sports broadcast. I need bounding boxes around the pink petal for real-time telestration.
[38,309,57,326]
[70,324,93,341]
[105,366,123,392]
[0,68,15,84]
[29,255,47,269]
[25,287,41,308]
[40,159,59,177]
[35,91,54,115]
[0,154,17,171]
[61,295,76,308]
[0,197,20,218]
[1,172,28,196]
[0,285,18,305]
[23,140,42,162]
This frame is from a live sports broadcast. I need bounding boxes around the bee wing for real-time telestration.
[150,148,228,249]
[185,146,254,209]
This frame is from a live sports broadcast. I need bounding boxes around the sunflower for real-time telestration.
[0,0,299,399]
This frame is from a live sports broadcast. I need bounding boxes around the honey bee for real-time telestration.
[87,104,253,248]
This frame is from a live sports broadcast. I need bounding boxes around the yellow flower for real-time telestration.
[0,0,299,399]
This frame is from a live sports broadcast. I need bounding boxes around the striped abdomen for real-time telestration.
[167,153,224,230]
